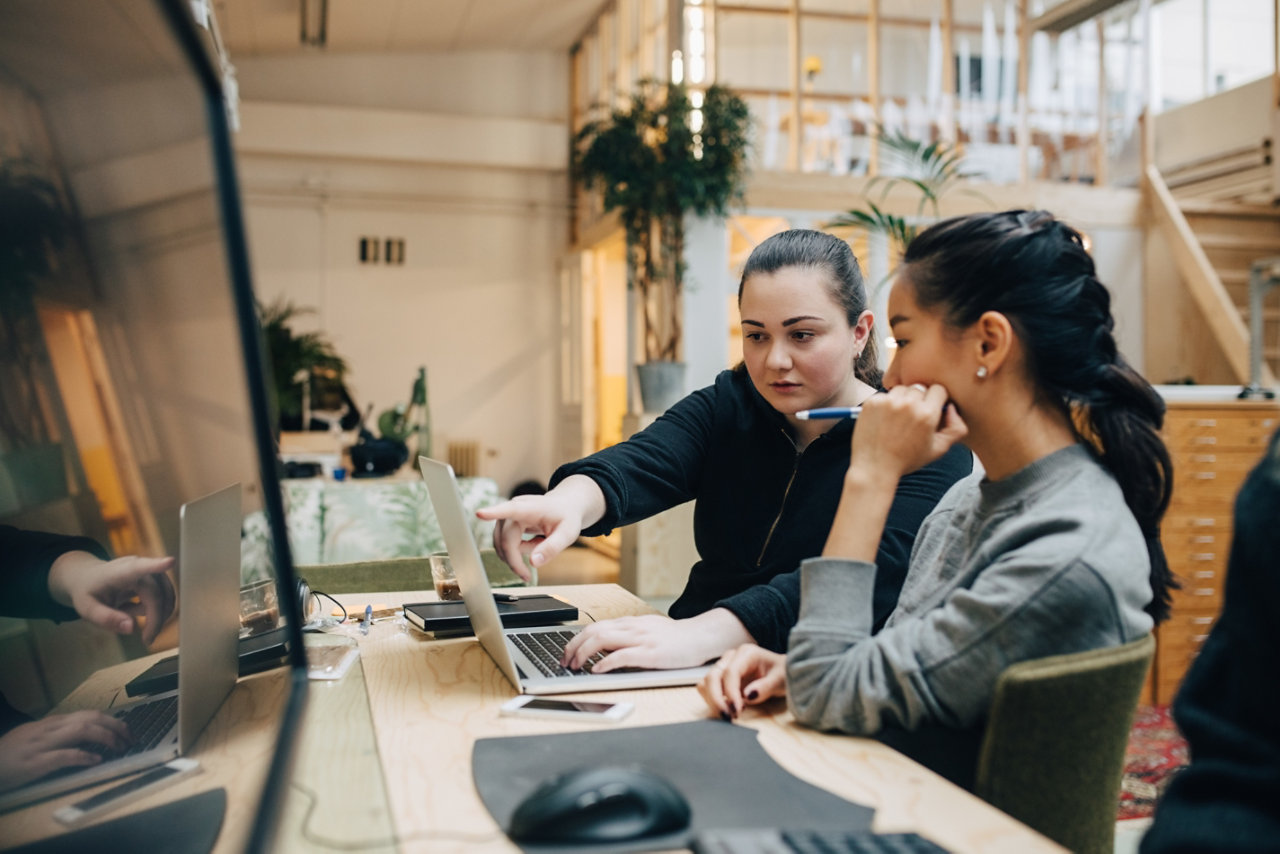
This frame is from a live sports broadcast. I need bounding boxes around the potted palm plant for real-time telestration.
[828,129,987,267]
[575,79,751,412]
[257,299,350,433]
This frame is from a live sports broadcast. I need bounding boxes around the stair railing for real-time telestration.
[1144,164,1274,385]
[1240,257,1280,399]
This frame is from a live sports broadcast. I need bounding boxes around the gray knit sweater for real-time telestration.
[786,443,1154,735]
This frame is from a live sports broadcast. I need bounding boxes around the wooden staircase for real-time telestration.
[1177,201,1280,383]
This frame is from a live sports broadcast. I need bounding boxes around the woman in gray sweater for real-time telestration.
[699,209,1174,787]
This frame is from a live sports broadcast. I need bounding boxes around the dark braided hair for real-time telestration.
[738,229,882,388]
[901,210,1175,622]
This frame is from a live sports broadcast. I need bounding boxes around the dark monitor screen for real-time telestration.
[0,0,306,849]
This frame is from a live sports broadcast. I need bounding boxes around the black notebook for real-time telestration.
[125,627,290,697]
[404,595,578,635]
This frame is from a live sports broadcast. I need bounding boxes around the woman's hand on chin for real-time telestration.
[851,383,967,479]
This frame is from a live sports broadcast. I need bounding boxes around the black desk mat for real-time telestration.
[473,720,874,854]
[7,787,225,854]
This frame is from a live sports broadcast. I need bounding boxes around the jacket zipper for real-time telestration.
[756,428,807,567]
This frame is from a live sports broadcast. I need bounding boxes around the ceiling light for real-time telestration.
[300,0,327,48]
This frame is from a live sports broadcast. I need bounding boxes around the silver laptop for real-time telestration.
[418,457,710,694]
[0,483,242,812]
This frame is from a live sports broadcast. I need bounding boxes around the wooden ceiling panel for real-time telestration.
[213,0,608,55]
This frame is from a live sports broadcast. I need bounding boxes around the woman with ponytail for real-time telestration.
[700,210,1171,787]
[482,229,971,672]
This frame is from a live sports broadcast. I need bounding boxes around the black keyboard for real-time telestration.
[509,630,605,677]
[82,696,178,760]
[691,829,951,854]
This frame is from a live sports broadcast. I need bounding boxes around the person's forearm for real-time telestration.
[548,474,608,531]
[822,465,900,563]
[687,608,756,660]
[46,550,103,608]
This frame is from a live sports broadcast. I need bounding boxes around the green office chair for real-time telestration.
[296,549,526,595]
[974,633,1155,854]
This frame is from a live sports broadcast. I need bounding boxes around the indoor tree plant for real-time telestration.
[0,161,71,513]
[575,79,751,411]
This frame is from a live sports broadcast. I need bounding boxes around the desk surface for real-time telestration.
[0,585,1065,853]
[320,584,1065,854]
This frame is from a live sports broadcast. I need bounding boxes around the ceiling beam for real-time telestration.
[1029,0,1127,33]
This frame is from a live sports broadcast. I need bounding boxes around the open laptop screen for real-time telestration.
[0,0,307,849]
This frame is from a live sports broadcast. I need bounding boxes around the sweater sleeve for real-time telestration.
[549,383,718,536]
[0,525,110,623]
[785,546,1139,735]
[717,444,973,652]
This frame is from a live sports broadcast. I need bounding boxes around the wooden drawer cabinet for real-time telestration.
[1164,411,1279,448]
[1155,612,1219,698]
[1154,398,1279,705]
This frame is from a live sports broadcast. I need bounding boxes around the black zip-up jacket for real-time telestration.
[550,368,972,651]
[0,525,110,733]
[1140,428,1280,854]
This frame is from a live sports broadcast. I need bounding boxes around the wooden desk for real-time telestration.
[0,651,290,852]
[315,584,1065,854]
[0,585,1066,853]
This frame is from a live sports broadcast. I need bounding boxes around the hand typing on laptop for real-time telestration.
[0,526,176,794]
[0,711,132,793]
[560,610,752,673]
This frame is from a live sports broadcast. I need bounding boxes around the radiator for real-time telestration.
[448,440,482,478]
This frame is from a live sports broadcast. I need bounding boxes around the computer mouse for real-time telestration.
[506,764,692,844]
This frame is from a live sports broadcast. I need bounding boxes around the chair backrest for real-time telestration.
[974,633,1155,854]
[296,550,525,595]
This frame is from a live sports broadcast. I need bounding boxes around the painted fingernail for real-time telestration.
[746,689,758,701]
[720,711,732,722]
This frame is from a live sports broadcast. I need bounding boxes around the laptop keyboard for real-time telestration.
[691,829,951,854]
[509,630,606,678]
[84,696,179,760]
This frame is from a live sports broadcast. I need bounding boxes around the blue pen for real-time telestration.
[796,406,862,421]
[360,604,372,635]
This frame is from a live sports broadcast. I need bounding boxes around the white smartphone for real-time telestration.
[499,695,634,723]
[52,758,201,826]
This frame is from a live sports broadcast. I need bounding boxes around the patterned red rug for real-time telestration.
[1119,704,1189,820]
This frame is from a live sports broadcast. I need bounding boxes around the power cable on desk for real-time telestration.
[291,781,503,850]
[312,590,348,624]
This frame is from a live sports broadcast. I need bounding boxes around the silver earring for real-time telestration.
[976,365,988,379]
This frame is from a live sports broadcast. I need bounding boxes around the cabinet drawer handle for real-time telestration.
[1193,588,1215,596]
[1192,419,1218,427]
[1190,454,1217,463]
[1191,472,1217,480]
[1192,437,1218,445]
[1194,570,1216,579]
[1192,616,1214,625]
[1191,553,1216,561]
[1192,634,1210,643]
[1192,535,1215,544]
[1191,518,1217,526]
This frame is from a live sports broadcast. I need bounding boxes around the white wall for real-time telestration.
[232,51,571,493]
